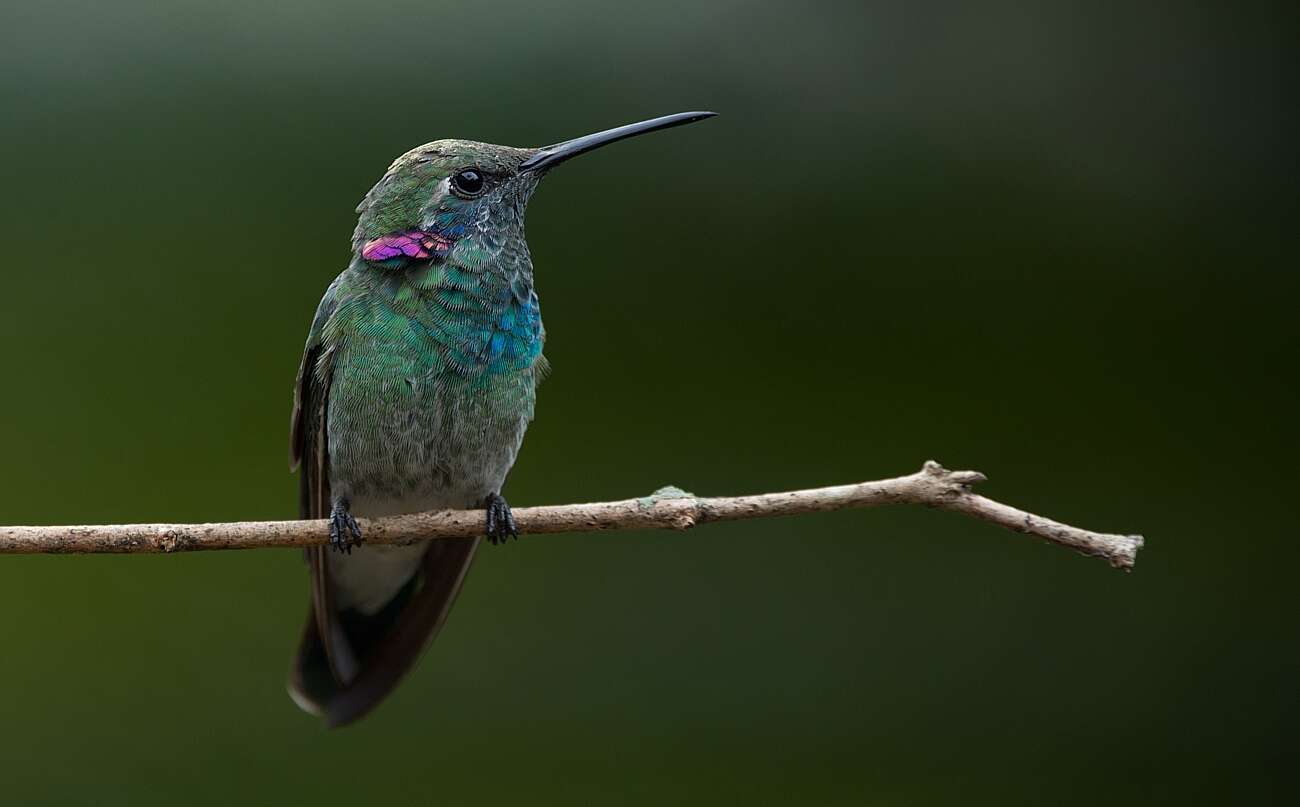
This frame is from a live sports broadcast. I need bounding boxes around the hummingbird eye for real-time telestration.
[450,169,486,198]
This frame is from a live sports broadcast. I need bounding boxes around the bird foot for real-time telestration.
[329,500,363,554]
[484,493,518,545]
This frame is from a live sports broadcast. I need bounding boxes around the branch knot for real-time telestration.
[921,460,987,494]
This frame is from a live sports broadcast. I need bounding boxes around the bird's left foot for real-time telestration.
[484,493,518,546]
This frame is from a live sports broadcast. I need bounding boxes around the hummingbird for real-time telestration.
[287,111,716,726]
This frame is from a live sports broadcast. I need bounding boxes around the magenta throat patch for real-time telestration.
[361,231,453,262]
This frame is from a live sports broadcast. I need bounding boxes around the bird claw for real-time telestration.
[328,502,363,554]
[485,494,518,546]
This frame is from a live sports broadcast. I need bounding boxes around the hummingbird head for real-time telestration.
[351,112,716,269]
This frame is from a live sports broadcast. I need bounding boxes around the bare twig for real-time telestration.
[0,461,1143,569]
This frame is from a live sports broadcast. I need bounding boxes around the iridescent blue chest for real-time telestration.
[321,261,545,505]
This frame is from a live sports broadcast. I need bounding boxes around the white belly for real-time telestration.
[327,490,480,615]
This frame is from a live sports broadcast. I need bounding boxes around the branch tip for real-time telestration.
[947,470,988,487]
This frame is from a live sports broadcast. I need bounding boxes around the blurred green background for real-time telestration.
[0,1,1292,804]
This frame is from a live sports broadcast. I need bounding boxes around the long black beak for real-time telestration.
[519,111,717,173]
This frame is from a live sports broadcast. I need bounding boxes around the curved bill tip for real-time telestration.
[519,111,717,173]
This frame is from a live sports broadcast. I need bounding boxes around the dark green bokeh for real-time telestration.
[0,1,1292,803]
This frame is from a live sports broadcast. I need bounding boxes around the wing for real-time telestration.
[287,277,364,708]
[289,274,342,487]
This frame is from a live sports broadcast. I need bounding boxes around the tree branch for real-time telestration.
[0,461,1143,570]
